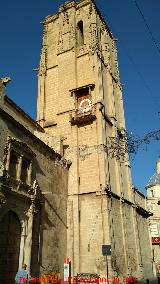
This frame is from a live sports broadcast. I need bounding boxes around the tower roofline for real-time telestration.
[86,0,113,39]
[42,0,113,40]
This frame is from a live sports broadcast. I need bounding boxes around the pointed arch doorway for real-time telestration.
[0,210,21,284]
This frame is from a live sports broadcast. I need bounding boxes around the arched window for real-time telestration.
[77,20,84,46]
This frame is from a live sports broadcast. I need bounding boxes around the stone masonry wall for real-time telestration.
[0,104,68,277]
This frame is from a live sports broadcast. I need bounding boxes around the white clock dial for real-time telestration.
[79,98,92,113]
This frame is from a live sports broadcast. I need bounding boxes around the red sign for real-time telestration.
[64,257,71,282]
[152,237,160,243]
[64,256,70,264]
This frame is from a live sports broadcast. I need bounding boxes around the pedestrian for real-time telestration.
[15,264,29,284]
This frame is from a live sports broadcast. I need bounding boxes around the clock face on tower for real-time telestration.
[79,98,92,113]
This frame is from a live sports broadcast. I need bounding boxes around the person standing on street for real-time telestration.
[15,264,29,284]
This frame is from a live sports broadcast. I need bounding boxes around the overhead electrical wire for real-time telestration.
[117,38,160,111]
[98,9,160,112]
[119,37,160,113]
[133,0,160,56]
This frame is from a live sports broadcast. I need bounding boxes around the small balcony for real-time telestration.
[69,105,96,126]
[0,170,40,198]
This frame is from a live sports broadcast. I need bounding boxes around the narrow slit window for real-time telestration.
[77,21,84,46]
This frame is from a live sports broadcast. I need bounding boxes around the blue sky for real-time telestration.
[0,0,160,194]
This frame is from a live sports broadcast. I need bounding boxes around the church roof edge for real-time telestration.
[5,95,44,133]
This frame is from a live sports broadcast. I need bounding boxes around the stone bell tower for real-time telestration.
[37,0,153,279]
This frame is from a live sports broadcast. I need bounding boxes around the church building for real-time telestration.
[0,0,154,282]
[0,78,69,283]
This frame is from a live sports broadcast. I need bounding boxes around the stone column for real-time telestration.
[5,142,11,171]
[19,222,27,269]
[24,198,35,273]
[28,161,32,185]
[17,155,23,180]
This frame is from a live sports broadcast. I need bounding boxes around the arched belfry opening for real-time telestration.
[77,20,84,46]
[0,211,21,284]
